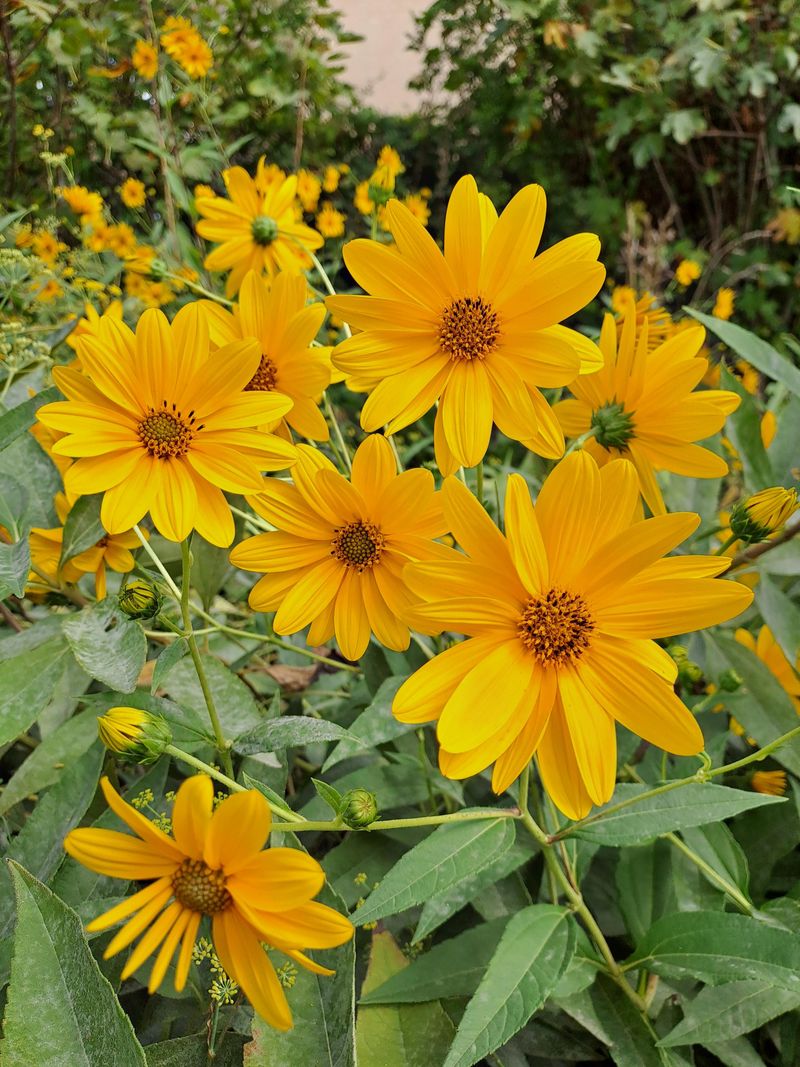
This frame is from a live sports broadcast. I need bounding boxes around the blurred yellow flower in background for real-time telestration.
[316,202,346,239]
[713,287,735,320]
[675,259,701,286]
[132,39,158,78]
[119,178,147,208]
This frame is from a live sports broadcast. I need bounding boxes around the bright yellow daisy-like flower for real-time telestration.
[196,167,323,296]
[171,32,213,79]
[58,185,104,223]
[713,287,735,320]
[66,300,124,355]
[200,270,330,442]
[230,435,448,661]
[31,231,67,265]
[65,775,354,1031]
[328,175,605,475]
[36,305,297,547]
[316,202,346,239]
[132,39,158,78]
[553,311,739,515]
[611,287,673,352]
[376,145,404,177]
[119,178,147,208]
[675,259,701,287]
[393,452,753,818]
[735,625,800,712]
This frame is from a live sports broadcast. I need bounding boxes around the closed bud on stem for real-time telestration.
[338,788,379,828]
[119,579,162,620]
[97,707,172,763]
[729,486,797,544]
[718,668,743,692]
[148,257,169,280]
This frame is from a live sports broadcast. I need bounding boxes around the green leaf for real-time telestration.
[312,777,344,815]
[686,310,800,397]
[151,638,189,694]
[0,636,73,746]
[189,531,236,610]
[628,911,800,991]
[63,600,146,693]
[1,864,146,1066]
[755,574,800,667]
[323,833,405,909]
[322,676,412,771]
[163,656,262,735]
[352,817,517,927]
[443,905,575,1067]
[0,475,28,539]
[719,365,773,489]
[300,759,434,819]
[0,388,60,453]
[0,707,101,816]
[0,430,60,527]
[707,632,800,775]
[702,1037,769,1067]
[361,918,510,1005]
[659,980,800,1047]
[58,493,104,568]
[680,822,750,897]
[0,536,30,599]
[561,974,665,1067]
[146,1032,246,1066]
[355,931,455,1067]
[234,716,356,755]
[572,782,784,846]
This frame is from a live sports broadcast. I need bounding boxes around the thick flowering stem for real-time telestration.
[180,539,233,778]
[322,391,353,473]
[163,271,234,307]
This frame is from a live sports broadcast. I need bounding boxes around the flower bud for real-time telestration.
[718,669,743,692]
[119,579,162,620]
[751,770,787,796]
[729,487,797,545]
[97,706,172,763]
[338,788,378,829]
[148,257,169,280]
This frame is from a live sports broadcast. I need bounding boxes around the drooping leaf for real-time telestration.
[560,974,664,1067]
[234,716,356,755]
[1,864,146,1067]
[63,600,147,693]
[352,817,517,927]
[146,1032,246,1066]
[680,823,750,898]
[442,905,575,1067]
[150,637,189,694]
[0,536,30,599]
[659,980,800,1047]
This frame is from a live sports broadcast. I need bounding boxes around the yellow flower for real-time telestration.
[196,167,323,297]
[735,625,800,711]
[14,224,33,249]
[368,164,395,195]
[37,305,297,546]
[761,410,777,449]
[393,452,753,817]
[553,309,739,514]
[59,185,104,222]
[254,159,287,196]
[767,207,800,245]
[64,775,353,1030]
[67,300,124,355]
[83,220,113,253]
[160,16,195,53]
[376,145,404,177]
[611,288,673,352]
[675,259,701,287]
[129,279,176,308]
[316,202,346,239]
[328,175,605,474]
[403,193,430,226]
[194,183,215,200]
[353,180,373,216]
[124,244,157,276]
[712,287,735,320]
[230,435,449,661]
[97,707,171,760]
[105,223,137,258]
[31,231,67,265]
[296,169,322,213]
[200,270,330,441]
[173,32,213,78]
[29,420,71,477]
[730,486,797,543]
[34,278,63,302]
[119,178,147,209]
[751,770,788,796]
[132,40,158,79]
[322,165,340,193]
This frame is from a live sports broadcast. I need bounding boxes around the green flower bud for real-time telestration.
[678,661,703,685]
[119,579,162,620]
[339,788,378,829]
[719,669,743,692]
[148,257,169,280]
[590,401,635,450]
[97,707,172,763]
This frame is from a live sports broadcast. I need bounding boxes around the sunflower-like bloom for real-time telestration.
[610,287,673,352]
[553,311,740,515]
[65,776,353,1030]
[119,178,147,208]
[196,167,323,296]
[735,625,800,712]
[393,453,753,819]
[230,435,448,661]
[327,175,605,475]
[132,39,158,79]
[37,305,297,547]
[66,299,124,356]
[200,271,330,442]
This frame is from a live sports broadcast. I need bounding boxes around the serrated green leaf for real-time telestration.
[150,637,189,694]
[58,493,104,568]
[628,911,800,991]
[353,817,517,926]
[234,716,356,755]
[561,974,665,1067]
[680,822,749,897]
[443,905,575,1067]
[659,980,800,1047]
[0,430,60,527]
[2,864,146,1066]
[0,536,30,598]
[323,676,411,771]
[63,600,146,692]
[0,388,60,453]
[0,636,73,746]
[361,918,510,1005]
[686,310,800,397]
[355,931,455,1067]
[572,783,784,846]
[755,575,800,667]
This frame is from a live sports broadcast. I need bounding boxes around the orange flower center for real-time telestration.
[331,520,385,571]
[245,354,279,392]
[517,588,594,665]
[137,404,198,459]
[439,297,500,362]
[172,858,231,914]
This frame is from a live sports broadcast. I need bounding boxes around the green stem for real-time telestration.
[278,808,518,834]
[475,463,484,506]
[563,427,597,457]
[714,533,738,556]
[133,524,182,602]
[163,272,234,306]
[322,391,352,473]
[180,540,233,777]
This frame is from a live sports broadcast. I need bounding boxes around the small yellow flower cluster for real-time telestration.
[160,16,213,79]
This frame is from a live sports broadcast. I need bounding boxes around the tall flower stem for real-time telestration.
[322,390,353,473]
[180,539,233,777]
[475,463,484,506]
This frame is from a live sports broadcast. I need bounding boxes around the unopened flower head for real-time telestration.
[339,788,378,828]
[97,706,172,762]
[730,486,797,544]
[119,579,162,619]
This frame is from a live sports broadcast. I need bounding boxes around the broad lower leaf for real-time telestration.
[680,823,750,898]
[572,783,784,846]
[58,493,104,568]
[63,600,147,693]
[0,636,74,746]
[0,388,60,453]
[1,864,146,1067]
[686,310,800,397]
[322,676,412,771]
[352,816,517,926]
[559,974,665,1067]
[0,536,30,599]
[163,655,262,736]
[443,904,575,1067]
[659,979,800,1047]
[628,911,800,991]
[234,716,356,755]
[355,931,455,1067]
[361,917,510,1005]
